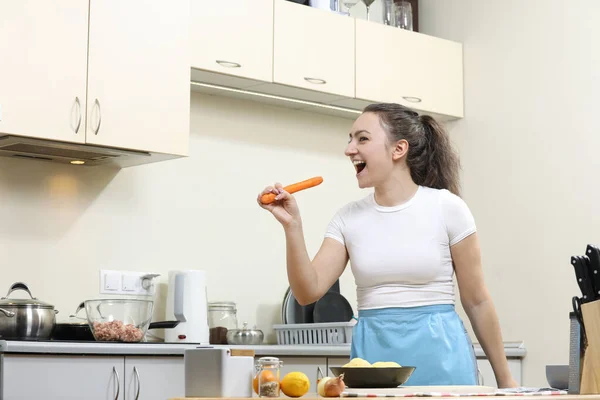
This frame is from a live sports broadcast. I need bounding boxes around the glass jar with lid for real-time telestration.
[208,301,238,344]
[255,357,283,398]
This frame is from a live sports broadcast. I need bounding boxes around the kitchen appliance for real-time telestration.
[184,347,254,398]
[0,282,58,341]
[165,270,210,344]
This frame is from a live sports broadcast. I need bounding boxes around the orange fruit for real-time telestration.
[253,370,278,395]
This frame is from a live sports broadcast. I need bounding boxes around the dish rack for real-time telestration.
[273,322,354,345]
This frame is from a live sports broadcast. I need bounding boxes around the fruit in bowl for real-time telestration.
[84,299,153,343]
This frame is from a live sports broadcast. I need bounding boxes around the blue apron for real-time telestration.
[350,304,478,386]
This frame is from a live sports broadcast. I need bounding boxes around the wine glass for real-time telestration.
[341,0,360,15]
[361,0,375,20]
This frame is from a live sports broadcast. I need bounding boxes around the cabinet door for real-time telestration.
[124,356,185,400]
[86,0,190,156]
[191,0,273,84]
[2,354,124,400]
[355,19,463,120]
[277,356,327,396]
[273,0,354,98]
[0,1,88,143]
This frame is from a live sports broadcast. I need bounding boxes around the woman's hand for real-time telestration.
[257,183,301,228]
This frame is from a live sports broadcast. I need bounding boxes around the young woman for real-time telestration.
[257,103,517,388]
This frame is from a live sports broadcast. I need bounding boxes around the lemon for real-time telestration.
[281,371,310,398]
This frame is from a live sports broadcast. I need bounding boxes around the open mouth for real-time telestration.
[353,160,366,175]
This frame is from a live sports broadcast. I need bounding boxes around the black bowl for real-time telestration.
[329,366,416,388]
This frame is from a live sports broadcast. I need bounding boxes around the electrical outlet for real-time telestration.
[100,270,160,295]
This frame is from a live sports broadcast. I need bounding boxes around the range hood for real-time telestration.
[0,135,179,167]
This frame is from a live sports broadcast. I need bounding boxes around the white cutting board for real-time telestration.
[344,385,497,395]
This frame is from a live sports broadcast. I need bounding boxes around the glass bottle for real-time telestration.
[207,301,238,344]
[255,357,283,398]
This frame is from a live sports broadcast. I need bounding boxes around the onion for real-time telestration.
[318,374,345,397]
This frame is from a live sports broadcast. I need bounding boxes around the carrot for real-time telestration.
[260,176,324,204]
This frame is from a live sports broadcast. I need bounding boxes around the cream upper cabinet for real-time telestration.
[191,0,274,83]
[355,20,464,119]
[273,0,355,98]
[85,0,190,156]
[0,1,89,143]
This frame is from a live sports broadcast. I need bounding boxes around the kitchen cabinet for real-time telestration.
[352,19,463,120]
[0,354,186,400]
[2,354,124,399]
[271,0,355,100]
[85,0,190,156]
[190,0,273,86]
[0,0,190,163]
[0,1,89,144]
[124,356,185,400]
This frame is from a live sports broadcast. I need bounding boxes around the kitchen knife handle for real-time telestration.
[572,256,595,302]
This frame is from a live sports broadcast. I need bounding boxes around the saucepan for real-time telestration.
[0,282,59,340]
[329,366,416,388]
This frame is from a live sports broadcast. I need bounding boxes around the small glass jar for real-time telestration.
[208,301,238,344]
[255,357,283,398]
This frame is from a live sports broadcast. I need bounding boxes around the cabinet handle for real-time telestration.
[304,77,327,85]
[134,366,141,400]
[402,96,422,103]
[216,60,241,68]
[73,97,82,134]
[112,366,120,400]
[93,99,102,135]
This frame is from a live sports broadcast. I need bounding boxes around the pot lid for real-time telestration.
[0,282,55,309]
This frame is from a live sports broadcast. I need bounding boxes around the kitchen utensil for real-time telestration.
[361,0,375,20]
[282,280,341,324]
[0,282,58,340]
[572,296,585,338]
[569,308,583,394]
[343,386,497,395]
[546,365,569,390]
[51,302,94,341]
[329,366,416,388]
[165,270,210,344]
[313,292,353,323]
[586,245,600,299]
[572,256,595,303]
[84,298,153,342]
[577,299,600,394]
[226,322,264,345]
[394,1,413,31]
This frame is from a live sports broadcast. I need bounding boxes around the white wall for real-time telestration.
[419,0,600,387]
[0,92,362,344]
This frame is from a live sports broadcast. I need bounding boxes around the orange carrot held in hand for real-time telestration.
[261,176,324,204]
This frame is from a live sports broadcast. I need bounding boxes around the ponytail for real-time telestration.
[418,115,461,197]
[362,103,462,197]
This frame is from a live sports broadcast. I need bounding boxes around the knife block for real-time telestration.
[579,299,600,394]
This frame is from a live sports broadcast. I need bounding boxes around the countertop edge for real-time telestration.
[0,341,526,358]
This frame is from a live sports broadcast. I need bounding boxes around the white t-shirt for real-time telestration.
[325,185,476,310]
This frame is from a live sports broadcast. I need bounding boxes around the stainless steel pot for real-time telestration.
[226,322,264,345]
[0,282,59,340]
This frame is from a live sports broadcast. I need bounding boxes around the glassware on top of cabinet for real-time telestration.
[381,0,396,26]
[340,0,360,15]
[361,0,376,20]
[255,357,284,398]
[207,301,238,344]
[394,1,413,31]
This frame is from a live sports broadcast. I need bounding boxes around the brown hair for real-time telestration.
[363,103,462,197]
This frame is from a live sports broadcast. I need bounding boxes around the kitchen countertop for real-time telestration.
[0,340,526,358]
[169,397,598,400]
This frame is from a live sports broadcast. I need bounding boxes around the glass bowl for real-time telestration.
[84,299,154,343]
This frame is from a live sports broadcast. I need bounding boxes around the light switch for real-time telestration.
[104,272,120,291]
[122,274,138,292]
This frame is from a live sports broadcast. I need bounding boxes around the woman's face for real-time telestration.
[345,112,397,189]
